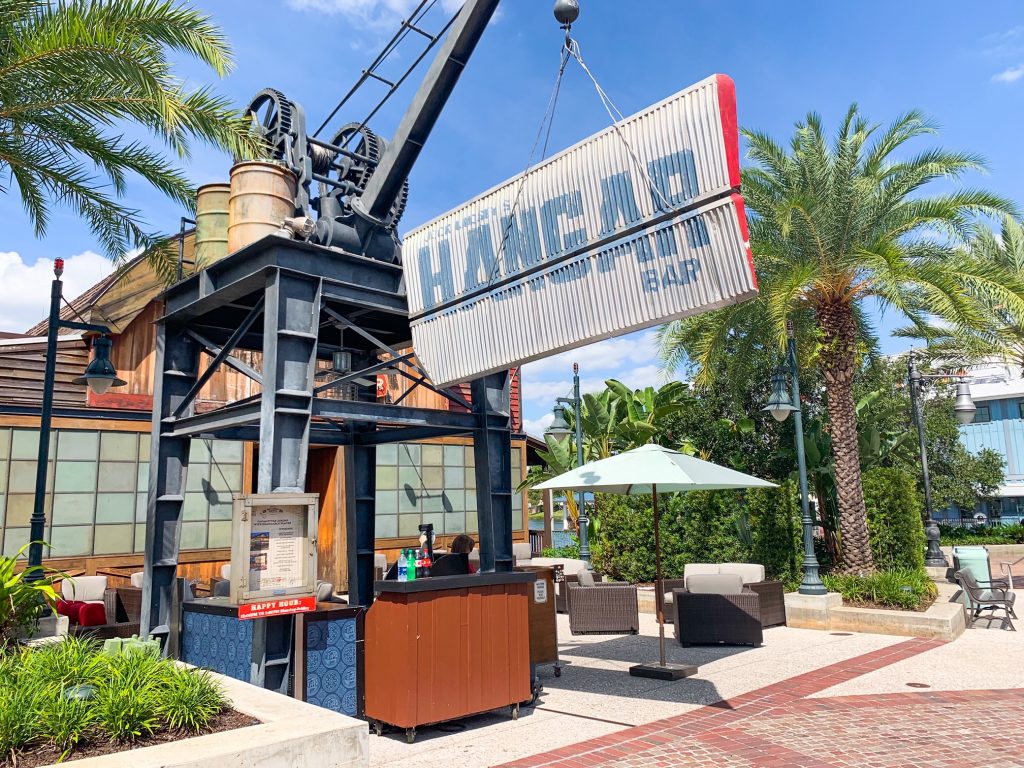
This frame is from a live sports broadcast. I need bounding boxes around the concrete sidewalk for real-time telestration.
[367,608,1023,768]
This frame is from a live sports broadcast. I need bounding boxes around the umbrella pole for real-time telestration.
[653,485,666,667]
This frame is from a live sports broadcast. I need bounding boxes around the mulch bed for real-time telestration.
[3,709,259,767]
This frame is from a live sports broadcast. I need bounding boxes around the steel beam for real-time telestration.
[184,327,263,386]
[471,371,513,573]
[345,423,377,607]
[142,324,199,639]
[161,399,262,438]
[312,397,477,428]
[354,425,471,445]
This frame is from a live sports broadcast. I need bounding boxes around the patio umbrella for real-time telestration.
[534,443,776,680]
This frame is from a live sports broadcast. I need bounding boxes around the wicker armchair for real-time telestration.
[657,575,786,628]
[567,582,639,635]
[673,574,763,646]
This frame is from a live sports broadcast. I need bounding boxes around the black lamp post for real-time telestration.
[762,321,826,595]
[545,363,590,566]
[26,259,126,578]
[907,351,976,568]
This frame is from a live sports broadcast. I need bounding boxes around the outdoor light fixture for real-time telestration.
[764,321,826,596]
[331,349,353,374]
[762,368,797,422]
[953,381,977,425]
[73,336,127,395]
[546,404,572,437]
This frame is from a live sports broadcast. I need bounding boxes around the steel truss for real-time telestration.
[141,236,514,636]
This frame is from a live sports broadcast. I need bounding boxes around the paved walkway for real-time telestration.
[368,612,1024,768]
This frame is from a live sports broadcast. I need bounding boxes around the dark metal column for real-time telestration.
[141,323,199,637]
[472,372,513,573]
[258,270,322,493]
[346,428,377,607]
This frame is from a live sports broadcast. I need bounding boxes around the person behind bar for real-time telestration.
[450,534,477,573]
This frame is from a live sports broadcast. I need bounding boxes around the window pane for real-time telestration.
[375,465,397,489]
[98,462,138,493]
[52,494,95,525]
[208,521,232,548]
[183,493,209,521]
[464,446,475,466]
[376,515,397,538]
[188,440,212,463]
[377,444,398,465]
[423,466,443,490]
[376,491,399,515]
[50,525,93,557]
[398,444,420,466]
[134,524,146,552]
[209,463,242,494]
[100,432,137,461]
[466,490,477,513]
[9,460,41,494]
[0,428,9,459]
[54,461,97,493]
[0,460,6,494]
[422,512,444,533]
[138,437,151,462]
[94,524,134,555]
[444,511,466,535]
[96,493,135,523]
[11,429,39,460]
[212,440,243,463]
[137,463,150,491]
[180,521,207,550]
[444,466,465,489]
[3,529,30,558]
[422,495,444,514]
[422,445,443,466]
[6,494,35,526]
[185,461,210,492]
[398,466,420,491]
[209,500,233,521]
[136,494,148,522]
[444,445,463,467]
[398,488,417,514]
[57,431,98,461]
[445,490,465,513]
[398,515,421,537]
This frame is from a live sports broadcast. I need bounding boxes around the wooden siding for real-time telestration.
[0,337,90,407]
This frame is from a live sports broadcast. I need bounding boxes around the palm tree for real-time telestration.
[659,106,1024,572]
[0,0,258,279]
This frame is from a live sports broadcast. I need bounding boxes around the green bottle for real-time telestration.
[406,548,416,581]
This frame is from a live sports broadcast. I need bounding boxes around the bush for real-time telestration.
[540,539,580,559]
[747,480,802,585]
[677,490,751,566]
[822,568,937,611]
[862,467,925,571]
[938,523,1024,545]
[0,543,60,647]
[158,667,228,732]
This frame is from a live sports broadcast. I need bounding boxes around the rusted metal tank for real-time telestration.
[194,183,230,266]
[227,161,297,253]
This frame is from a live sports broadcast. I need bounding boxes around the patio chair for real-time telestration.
[954,570,1017,630]
[657,563,786,628]
[567,569,639,635]
[674,573,763,646]
[512,542,533,566]
[530,558,602,612]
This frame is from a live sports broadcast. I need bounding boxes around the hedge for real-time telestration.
[862,467,925,571]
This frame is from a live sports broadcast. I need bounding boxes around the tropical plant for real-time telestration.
[0,542,60,647]
[861,467,925,571]
[0,0,259,278]
[822,567,937,611]
[659,106,1023,572]
[603,379,695,452]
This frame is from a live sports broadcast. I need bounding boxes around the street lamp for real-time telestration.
[762,321,826,595]
[544,363,590,566]
[27,259,125,577]
[907,351,976,568]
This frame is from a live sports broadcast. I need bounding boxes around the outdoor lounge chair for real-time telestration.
[530,558,603,613]
[567,569,639,635]
[657,563,786,628]
[673,573,763,646]
[954,569,1017,630]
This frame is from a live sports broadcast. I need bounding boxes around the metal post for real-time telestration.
[26,264,63,577]
[908,353,949,568]
[572,364,590,566]
[652,485,666,666]
[787,323,826,595]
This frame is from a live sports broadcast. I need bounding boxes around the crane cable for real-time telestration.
[487,30,674,289]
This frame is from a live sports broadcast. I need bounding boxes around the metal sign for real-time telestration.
[402,74,756,386]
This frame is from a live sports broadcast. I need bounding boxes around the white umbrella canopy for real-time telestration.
[533,443,777,494]
[533,443,776,681]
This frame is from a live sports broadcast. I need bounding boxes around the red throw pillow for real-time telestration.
[78,603,107,627]
[57,600,85,624]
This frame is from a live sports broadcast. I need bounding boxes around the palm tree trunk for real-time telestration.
[817,302,875,573]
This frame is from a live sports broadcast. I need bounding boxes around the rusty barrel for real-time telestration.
[194,183,230,267]
[227,161,297,253]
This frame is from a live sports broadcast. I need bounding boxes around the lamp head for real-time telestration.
[73,336,126,395]
[953,380,977,425]
[762,368,796,422]
[545,404,572,437]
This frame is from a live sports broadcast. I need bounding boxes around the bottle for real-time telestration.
[415,548,424,579]
[422,549,432,578]
[397,550,408,582]
[406,548,416,581]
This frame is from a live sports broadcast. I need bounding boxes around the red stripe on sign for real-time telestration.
[238,595,317,620]
[715,74,741,189]
[731,192,757,289]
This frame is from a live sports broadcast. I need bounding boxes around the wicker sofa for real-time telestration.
[673,573,763,647]
[657,563,786,628]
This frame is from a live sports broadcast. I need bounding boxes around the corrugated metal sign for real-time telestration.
[402,73,756,386]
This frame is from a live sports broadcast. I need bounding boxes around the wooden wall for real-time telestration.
[0,337,90,407]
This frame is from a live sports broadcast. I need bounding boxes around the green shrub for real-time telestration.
[862,467,925,571]
[0,543,60,646]
[0,669,41,757]
[94,651,166,742]
[158,667,227,732]
[747,480,802,585]
[540,539,580,559]
[677,490,751,566]
[38,689,98,759]
[939,523,1024,545]
[822,568,937,611]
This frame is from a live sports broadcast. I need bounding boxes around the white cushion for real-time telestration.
[663,591,675,607]
[220,564,231,580]
[374,553,387,570]
[683,564,721,580]
[61,575,107,603]
[130,572,144,588]
[512,542,533,560]
[685,573,744,595]
[719,563,765,584]
[576,569,596,587]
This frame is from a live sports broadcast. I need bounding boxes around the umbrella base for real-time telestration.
[629,663,698,681]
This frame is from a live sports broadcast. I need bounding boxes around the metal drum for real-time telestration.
[194,183,230,266]
[227,161,297,253]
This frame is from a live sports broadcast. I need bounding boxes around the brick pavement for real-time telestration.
[497,638,1024,768]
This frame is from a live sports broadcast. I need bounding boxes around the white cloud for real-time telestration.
[522,330,661,378]
[0,251,112,333]
[992,64,1024,83]
[522,412,553,438]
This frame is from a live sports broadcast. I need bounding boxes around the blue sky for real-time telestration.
[2,1,1023,434]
